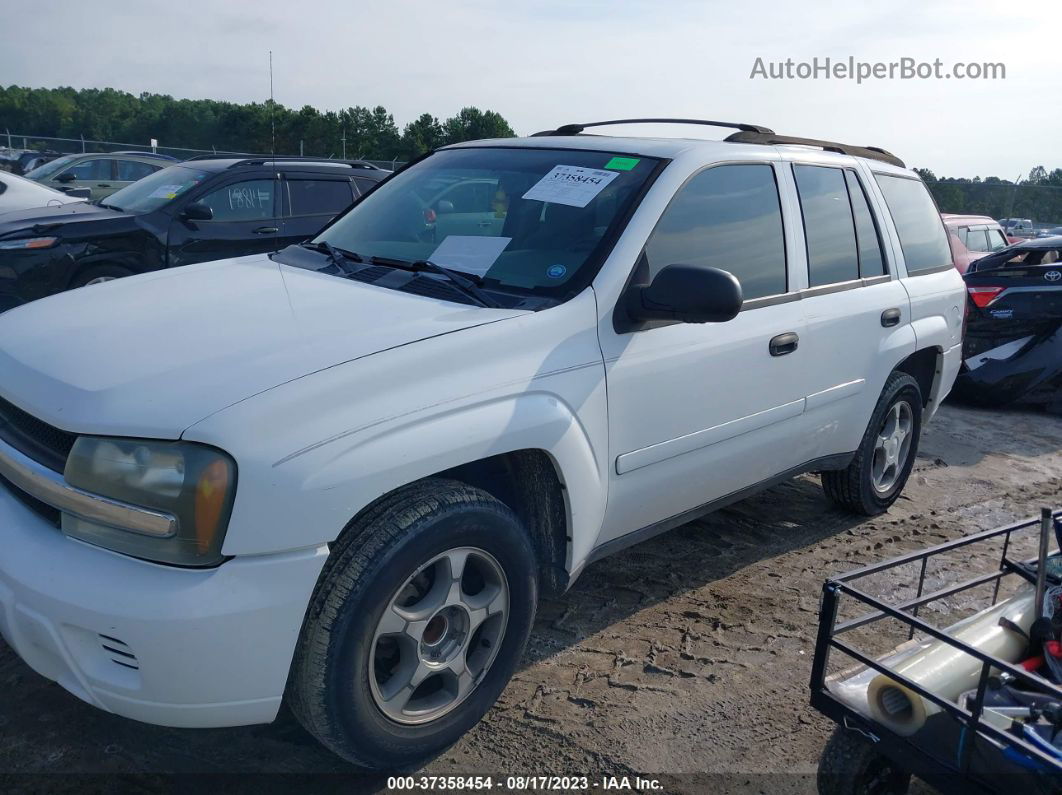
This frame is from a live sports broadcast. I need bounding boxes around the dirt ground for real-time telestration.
[2,402,1061,793]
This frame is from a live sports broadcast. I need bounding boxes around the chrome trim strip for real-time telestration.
[0,439,176,538]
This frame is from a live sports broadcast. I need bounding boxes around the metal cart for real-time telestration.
[810,509,1062,794]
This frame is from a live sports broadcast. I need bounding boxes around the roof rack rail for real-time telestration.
[183,155,382,170]
[723,131,905,168]
[531,118,774,136]
[227,157,382,170]
[110,150,178,160]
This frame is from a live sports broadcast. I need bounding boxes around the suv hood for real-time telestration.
[0,255,525,438]
[0,200,129,236]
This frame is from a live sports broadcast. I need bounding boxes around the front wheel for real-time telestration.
[822,372,923,516]
[70,264,135,289]
[288,479,538,769]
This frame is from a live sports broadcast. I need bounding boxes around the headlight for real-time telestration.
[63,437,237,567]
[0,236,58,250]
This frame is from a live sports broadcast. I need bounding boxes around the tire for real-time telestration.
[817,726,910,795]
[70,264,135,289]
[822,372,923,516]
[288,479,538,769]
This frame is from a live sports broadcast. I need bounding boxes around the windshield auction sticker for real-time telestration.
[429,235,512,277]
[522,165,619,208]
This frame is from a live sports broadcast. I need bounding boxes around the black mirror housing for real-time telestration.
[627,264,743,324]
[181,201,213,222]
[55,172,77,183]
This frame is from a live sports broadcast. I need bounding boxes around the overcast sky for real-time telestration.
[2,0,1057,177]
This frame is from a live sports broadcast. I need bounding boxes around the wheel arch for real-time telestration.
[893,346,943,409]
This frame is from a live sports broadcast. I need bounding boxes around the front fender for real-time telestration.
[185,290,609,567]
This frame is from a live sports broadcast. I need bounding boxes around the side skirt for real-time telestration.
[566,452,855,588]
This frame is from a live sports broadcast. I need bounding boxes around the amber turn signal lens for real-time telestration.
[195,459,231,554]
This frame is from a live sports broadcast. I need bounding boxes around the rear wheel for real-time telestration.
[288,479,537,769]
[818,726,911,795]
[822,372,923,516]
[70,264,135,289]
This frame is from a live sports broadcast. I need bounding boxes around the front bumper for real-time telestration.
[0,481,328,728]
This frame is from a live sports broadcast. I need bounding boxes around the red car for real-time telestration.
[941,214,1011,273]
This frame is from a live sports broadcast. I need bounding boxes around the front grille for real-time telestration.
[0,395,77,473]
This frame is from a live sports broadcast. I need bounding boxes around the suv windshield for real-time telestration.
[101,165,210,213]
[24,155,78,181]
[314,147,659,297]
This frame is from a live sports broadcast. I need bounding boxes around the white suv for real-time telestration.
[0,119,965,769]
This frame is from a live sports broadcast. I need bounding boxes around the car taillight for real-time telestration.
[967,285,1004,309]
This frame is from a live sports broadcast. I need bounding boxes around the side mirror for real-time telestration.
[65,187,92,199]
[436,199,455,214]
[626,264,743,324]
[181,201,213,221]
[55,172,77,183]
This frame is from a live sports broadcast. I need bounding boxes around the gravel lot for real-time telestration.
[2,402,1060,793]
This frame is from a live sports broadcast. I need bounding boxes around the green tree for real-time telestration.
[441,107,516,145]
[400,113,444,160]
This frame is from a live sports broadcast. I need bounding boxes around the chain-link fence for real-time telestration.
[0,131,405,172]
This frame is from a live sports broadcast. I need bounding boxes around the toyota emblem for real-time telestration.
[1046,270,1062,282]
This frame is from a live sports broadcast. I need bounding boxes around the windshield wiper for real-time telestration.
[301,240,365,274]
[369,255,501,308]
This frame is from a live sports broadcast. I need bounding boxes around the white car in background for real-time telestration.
[0,171,88,216]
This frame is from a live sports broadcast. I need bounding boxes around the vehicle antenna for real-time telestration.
[269,50,276,165]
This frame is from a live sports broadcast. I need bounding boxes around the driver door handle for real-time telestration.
[769,332,799,357]
[253,226,279,234]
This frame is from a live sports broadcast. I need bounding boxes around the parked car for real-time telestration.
[22,151,178,201]
[942,213,1010,273]
[0,171,89,216]
[952,235,1062,411]
[0,157,385,310]
[998,217,1035,239]
[1035,226,1062,238]
[14,150,63,175]
[0,120,965,769]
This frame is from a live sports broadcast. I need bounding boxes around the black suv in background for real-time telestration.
[0,157,387,311]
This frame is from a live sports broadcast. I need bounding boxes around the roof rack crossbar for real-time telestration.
[531,118,774,137]
[723,131,905,168]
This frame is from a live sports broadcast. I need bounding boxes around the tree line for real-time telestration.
[0,85,516,161]
[915,166,1062,225]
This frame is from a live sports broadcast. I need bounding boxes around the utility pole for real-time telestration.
[1004,171,1022,219]
[341,127,346,160]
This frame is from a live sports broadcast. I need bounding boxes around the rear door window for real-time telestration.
[285,179,354,217]
[963,228,990,252]
[794,165,859,286]
[874,174,952,274]
[353,177,379,196]
[987,229,1009,251]
[844,170,886,277]
[644,163,787,301]
[116,160,158,181]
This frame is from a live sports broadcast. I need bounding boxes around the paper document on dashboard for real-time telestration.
[522,165,619,208]
[429,235,511,277]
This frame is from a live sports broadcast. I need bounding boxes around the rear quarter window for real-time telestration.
[874,174,952,274]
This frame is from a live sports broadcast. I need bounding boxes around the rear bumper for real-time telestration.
[0,481,327,728]
[953,327,1062,407]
